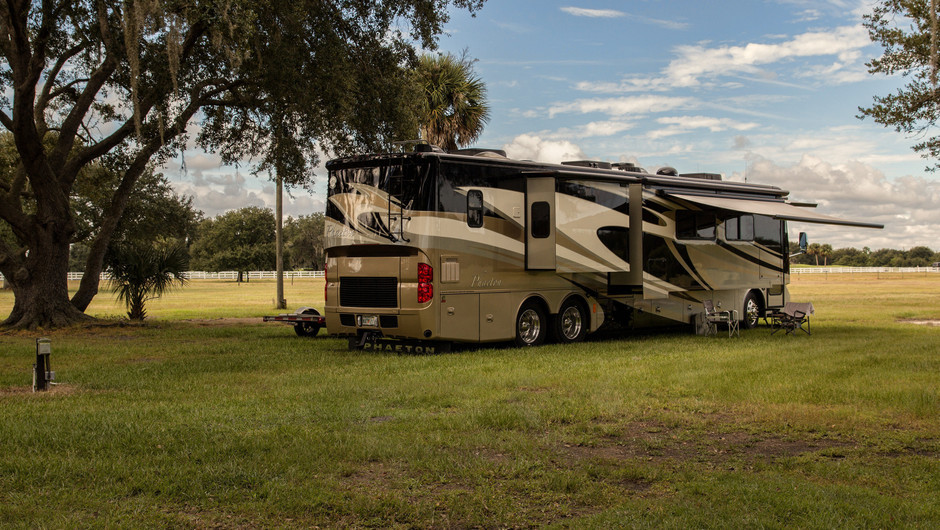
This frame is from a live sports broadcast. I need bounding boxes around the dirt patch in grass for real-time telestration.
[563,419,855,468]
[878,439,940,459]
[0,319,146,338]
[177,317,264,326]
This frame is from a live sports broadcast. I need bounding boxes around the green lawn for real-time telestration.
[0,276,938,528]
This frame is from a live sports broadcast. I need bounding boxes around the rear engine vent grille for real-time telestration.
[340,277,398,308]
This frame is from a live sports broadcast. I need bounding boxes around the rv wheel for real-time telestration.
[742,291,762,329]
[515,302,547,347]
[553,299,588,343]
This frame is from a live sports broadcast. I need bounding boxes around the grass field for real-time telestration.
[0,276,938,528]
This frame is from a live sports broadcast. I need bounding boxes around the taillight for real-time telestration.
[324,263,328,303]
[417,263,433,303]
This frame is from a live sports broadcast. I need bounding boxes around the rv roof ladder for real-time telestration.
[384,159,411,243]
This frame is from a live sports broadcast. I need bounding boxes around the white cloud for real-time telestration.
[171,176,268,218]
[503,134,586,163]
[728,156,940,248]
[541,120,636,139]
[559,6,689,30]
[665,25,871,87]
[648,116,760,139]
[794,9,822,22]
[171,173,326,220]
[573,24,872,96]
[548,95,694,118]
[574,77,671,93]
[560,7,624,18]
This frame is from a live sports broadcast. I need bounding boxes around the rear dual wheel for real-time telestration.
[514,298,588,347]
[553,299,588,344]
[514,302,547,347]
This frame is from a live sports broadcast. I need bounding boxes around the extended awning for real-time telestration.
[667,193,884,229]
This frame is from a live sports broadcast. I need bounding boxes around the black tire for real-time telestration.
[742,291,762,329]
[553,298,588,344]
[294,322,321,337]
[293,308,322,337]
[514,301,547,347]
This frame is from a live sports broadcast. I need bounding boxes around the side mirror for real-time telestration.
[790,232,808,257]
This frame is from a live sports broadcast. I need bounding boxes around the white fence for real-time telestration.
[10,268,937,282]
[63,270,326,281]
[791,267,940,274]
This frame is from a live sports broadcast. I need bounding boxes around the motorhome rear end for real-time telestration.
[324,145,880,347]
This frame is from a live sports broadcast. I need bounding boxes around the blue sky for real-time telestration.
[171,0,940,250]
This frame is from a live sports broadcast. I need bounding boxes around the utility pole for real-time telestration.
[275,170,287,309]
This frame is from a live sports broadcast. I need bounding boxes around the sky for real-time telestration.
[166,0,940,251]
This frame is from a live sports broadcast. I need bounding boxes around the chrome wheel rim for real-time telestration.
[560,306,583,340]
[518,308,541,344]
[745,298,760,327]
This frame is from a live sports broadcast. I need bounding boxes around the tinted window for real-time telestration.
[676,211,716,240]
[531,201,551,238]
[467,190,483,228]
[754,215,783,250]
[597,227,629,261]
[326,159,434,222]
[438,160,524,214]
[726,216,738,240]
[726,215,754,241]
[740,215,754,240]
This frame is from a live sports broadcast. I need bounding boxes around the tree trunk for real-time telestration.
[2,226,93,329]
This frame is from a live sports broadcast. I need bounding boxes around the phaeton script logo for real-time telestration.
[470,275,502,288]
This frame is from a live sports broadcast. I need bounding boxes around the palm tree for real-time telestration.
[417,52,490,150]
[819,243,833,266]
[807,243,822,266]
[107,241,189,320]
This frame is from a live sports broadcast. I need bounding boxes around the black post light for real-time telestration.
[33,338,53,392]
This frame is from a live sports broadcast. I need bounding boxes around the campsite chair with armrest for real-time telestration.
[704,300,739,338]
[771,302,814,336]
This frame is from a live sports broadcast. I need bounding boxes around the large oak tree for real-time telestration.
[861,0,940,168]
[0,0,483,328]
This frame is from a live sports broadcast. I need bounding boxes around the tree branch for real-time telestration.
[47,52,117,173]
[72,94,206,310]
[0,108,12,131]
[35,43,86,133]
[0,184,33,242]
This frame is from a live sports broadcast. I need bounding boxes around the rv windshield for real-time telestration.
[326,158,435,222]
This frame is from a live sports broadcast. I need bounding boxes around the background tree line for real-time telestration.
[68,204,326,274]
[790,242,940,267]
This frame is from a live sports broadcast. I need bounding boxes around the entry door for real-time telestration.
[525,177,556,270]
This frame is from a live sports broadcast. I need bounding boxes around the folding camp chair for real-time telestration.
[770,302,814,335]
[704,300,739,338]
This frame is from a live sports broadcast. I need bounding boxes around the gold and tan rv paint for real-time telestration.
[324,145,881,348]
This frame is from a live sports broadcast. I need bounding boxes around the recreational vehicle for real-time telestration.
[324,145,880,349]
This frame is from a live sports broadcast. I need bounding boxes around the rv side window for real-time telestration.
[754,215,783,249]
[597,227,629,261]
[467,190,484,228]
[531,201,551,238]
[676,211,716,240]
[726,215,754,241]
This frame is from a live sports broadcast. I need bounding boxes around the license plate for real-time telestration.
[359,315,378,327]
